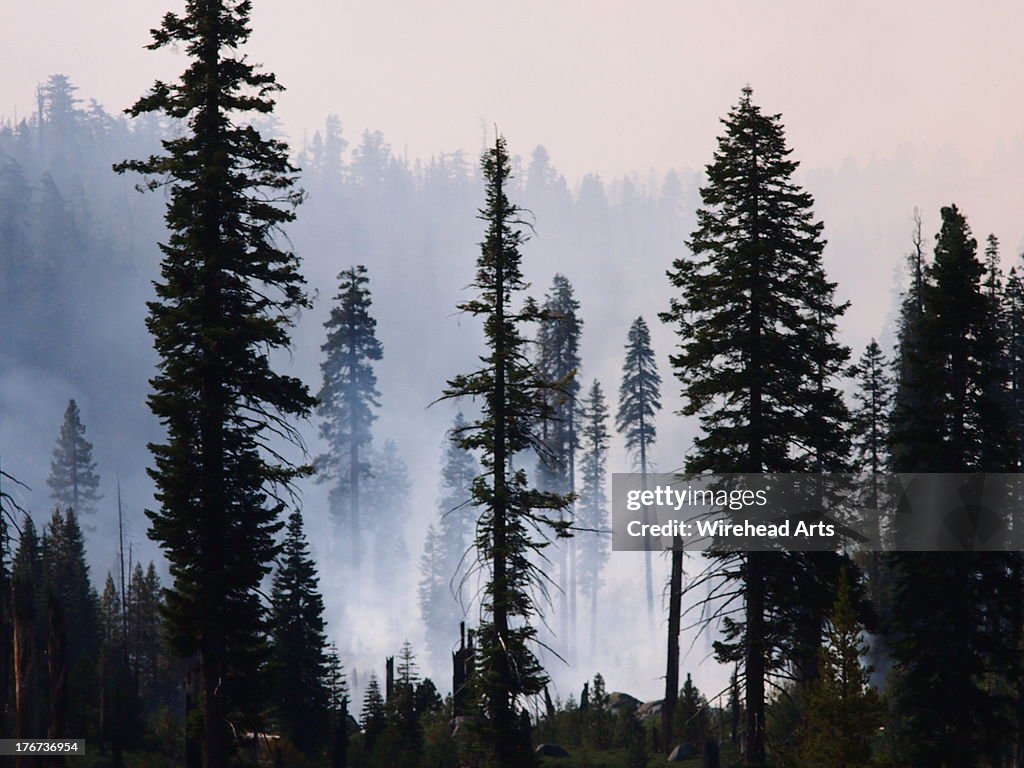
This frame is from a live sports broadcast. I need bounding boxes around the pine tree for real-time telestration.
[360,674,386,751]
[98,572,134,765]
[115,1,316,763]
[395,640,420,689]
[127,562,165,705]
[615,316,661,629]
[0,466,28,743]
[660,87,851,766]
[441,134,571,767]
[317,265,382,565]
[363,439,412,584]
[47,399,102,519]
[886,205,1016,767]
[420,416,479,675]
[269,511,331,758]
[576,379,610,657]
[324,643,350,768]
[850,341,892,488]
[42,509,98,667]
[535,275,582,658]
[12,513,46,743]
[794,570,881,768]
[673,674,710,750]
[1007,266,1024,471]
[888,209,931,480]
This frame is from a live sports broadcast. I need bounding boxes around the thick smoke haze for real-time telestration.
[3,0,1024,713]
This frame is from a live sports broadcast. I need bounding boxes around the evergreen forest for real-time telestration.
[2,2,1024,768]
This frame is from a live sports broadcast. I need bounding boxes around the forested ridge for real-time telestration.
[3,2,1024,768]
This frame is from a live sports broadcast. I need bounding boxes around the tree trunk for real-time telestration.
[640,440,654,633]
[744,553,766,767]
[185,657,202,768]
[662,544,683,750]
[0,575,11,748]
[12,579,34,768]
[568,415,577,664]
[201,641,228,768]
[46,593,68,768]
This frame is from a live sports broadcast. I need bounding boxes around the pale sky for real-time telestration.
[4,0,1024,182]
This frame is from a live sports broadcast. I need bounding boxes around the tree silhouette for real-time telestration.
[115,1,315,763]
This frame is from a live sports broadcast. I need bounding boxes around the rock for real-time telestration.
[535,743,570,758]
[637,699,663,719]
[667,742,698,761]
[606,691,642,713]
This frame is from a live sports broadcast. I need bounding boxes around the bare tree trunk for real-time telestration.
[0,574,12,750]
[662,544,683,751]
[568,416,577,664]
[46,593,68,768]
[12,579,34,768]
[744,553,766,767]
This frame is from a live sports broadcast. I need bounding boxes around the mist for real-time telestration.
[3,64,1024,718]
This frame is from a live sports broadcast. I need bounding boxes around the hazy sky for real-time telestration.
[5,0,1023,183]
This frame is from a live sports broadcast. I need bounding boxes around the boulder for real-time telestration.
[637,699,663,719]
[606,691,642,713]
[535,743,570,758]
[667,742,697,761]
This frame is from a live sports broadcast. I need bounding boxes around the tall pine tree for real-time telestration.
[317,265,382,566]
[886,205,1017,767]
[615,316,661,630]
[660,87,850,766]
[576,380,610,657]
[441,135,571,767]
[115,1,316,763]
[47,399,102,519]
[534,274,582,658]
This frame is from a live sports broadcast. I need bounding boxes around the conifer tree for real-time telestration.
[419,413,480,672]
[795,570,881,768]
[115,1,316,763]
[535,274,582,653]
[363,439,412,583]
[269,511,331,758]
[98,572,134,766]
[615,316,661,629]
[888,210,930,479]
[360,674,386,751]
[849,340,893,609]
[1006,266,1024,471]
[12,513,46,744]
[886,205,1016,767]
[324,644,350,768]
[850,341,892,482]
[576,379,610,656]
[47,399,102,519]
[127,562,165,705]
[441,134,571,767]
[317,265,382,565]
[661,87,850,766]
[673,674,710,750]
[42,509,99,672]
[0,466,27,744]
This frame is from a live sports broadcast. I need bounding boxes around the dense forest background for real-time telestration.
[5,46,1024,768]
[4,71,1024,708]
